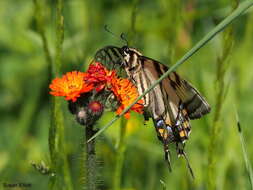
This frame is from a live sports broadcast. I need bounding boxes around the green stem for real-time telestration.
[54,0,64,76]
[49,0,73,189]
[88,0,253,142]
[113,118,127,190]
[33,0,53,68]
[85,126,97,190]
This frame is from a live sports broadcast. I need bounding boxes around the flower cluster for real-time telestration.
[49,62,144,119]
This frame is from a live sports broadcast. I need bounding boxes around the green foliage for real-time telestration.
[208,1,238,189]
[113,118,127,190]
[0,0,253,190]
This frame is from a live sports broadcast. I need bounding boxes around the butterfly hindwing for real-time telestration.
[167,71,211,119]
[140,57,211,119]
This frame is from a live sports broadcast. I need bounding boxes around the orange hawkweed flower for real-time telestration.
[84,62,115,92]
[49,71,93,102]
[110,77,144,119]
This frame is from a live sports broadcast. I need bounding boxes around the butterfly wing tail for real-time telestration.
[176,143,195,179]
[182,151,195,179]
[164,143,172,172]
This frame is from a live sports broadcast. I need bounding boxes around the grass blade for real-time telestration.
[87,0,253,143]
[235,110,253,190]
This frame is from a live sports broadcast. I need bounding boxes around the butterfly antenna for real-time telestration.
[104,25,128,46]
[182,151,195,179]
[120,33,129,46]
[104,25,120,39]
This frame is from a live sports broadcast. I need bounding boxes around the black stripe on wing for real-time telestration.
[168,72,211,119]
[141,56,211,119]
[180,80,211,119]
[94,46,127,77]
[94,46,124,68]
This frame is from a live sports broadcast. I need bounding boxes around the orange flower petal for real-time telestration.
[49,71,93,102]
[110,76,144,119]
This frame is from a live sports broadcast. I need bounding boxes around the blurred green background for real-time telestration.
[0,0,253,189]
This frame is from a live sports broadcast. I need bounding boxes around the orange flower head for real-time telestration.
[110,77,144,119]
[84,62,115,92]
[49,71,93,102]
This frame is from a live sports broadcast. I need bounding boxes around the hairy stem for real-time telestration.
[49,0,73,189]
[85,126,97,190]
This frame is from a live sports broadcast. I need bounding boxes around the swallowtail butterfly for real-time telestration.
[94,45,211,177]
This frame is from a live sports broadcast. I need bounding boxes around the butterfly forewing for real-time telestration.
[94,46,128,78]
[95,46,122,68]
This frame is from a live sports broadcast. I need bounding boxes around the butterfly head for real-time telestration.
[121,46,142,56]
[121,46,142,70]
[121,45,130,55]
